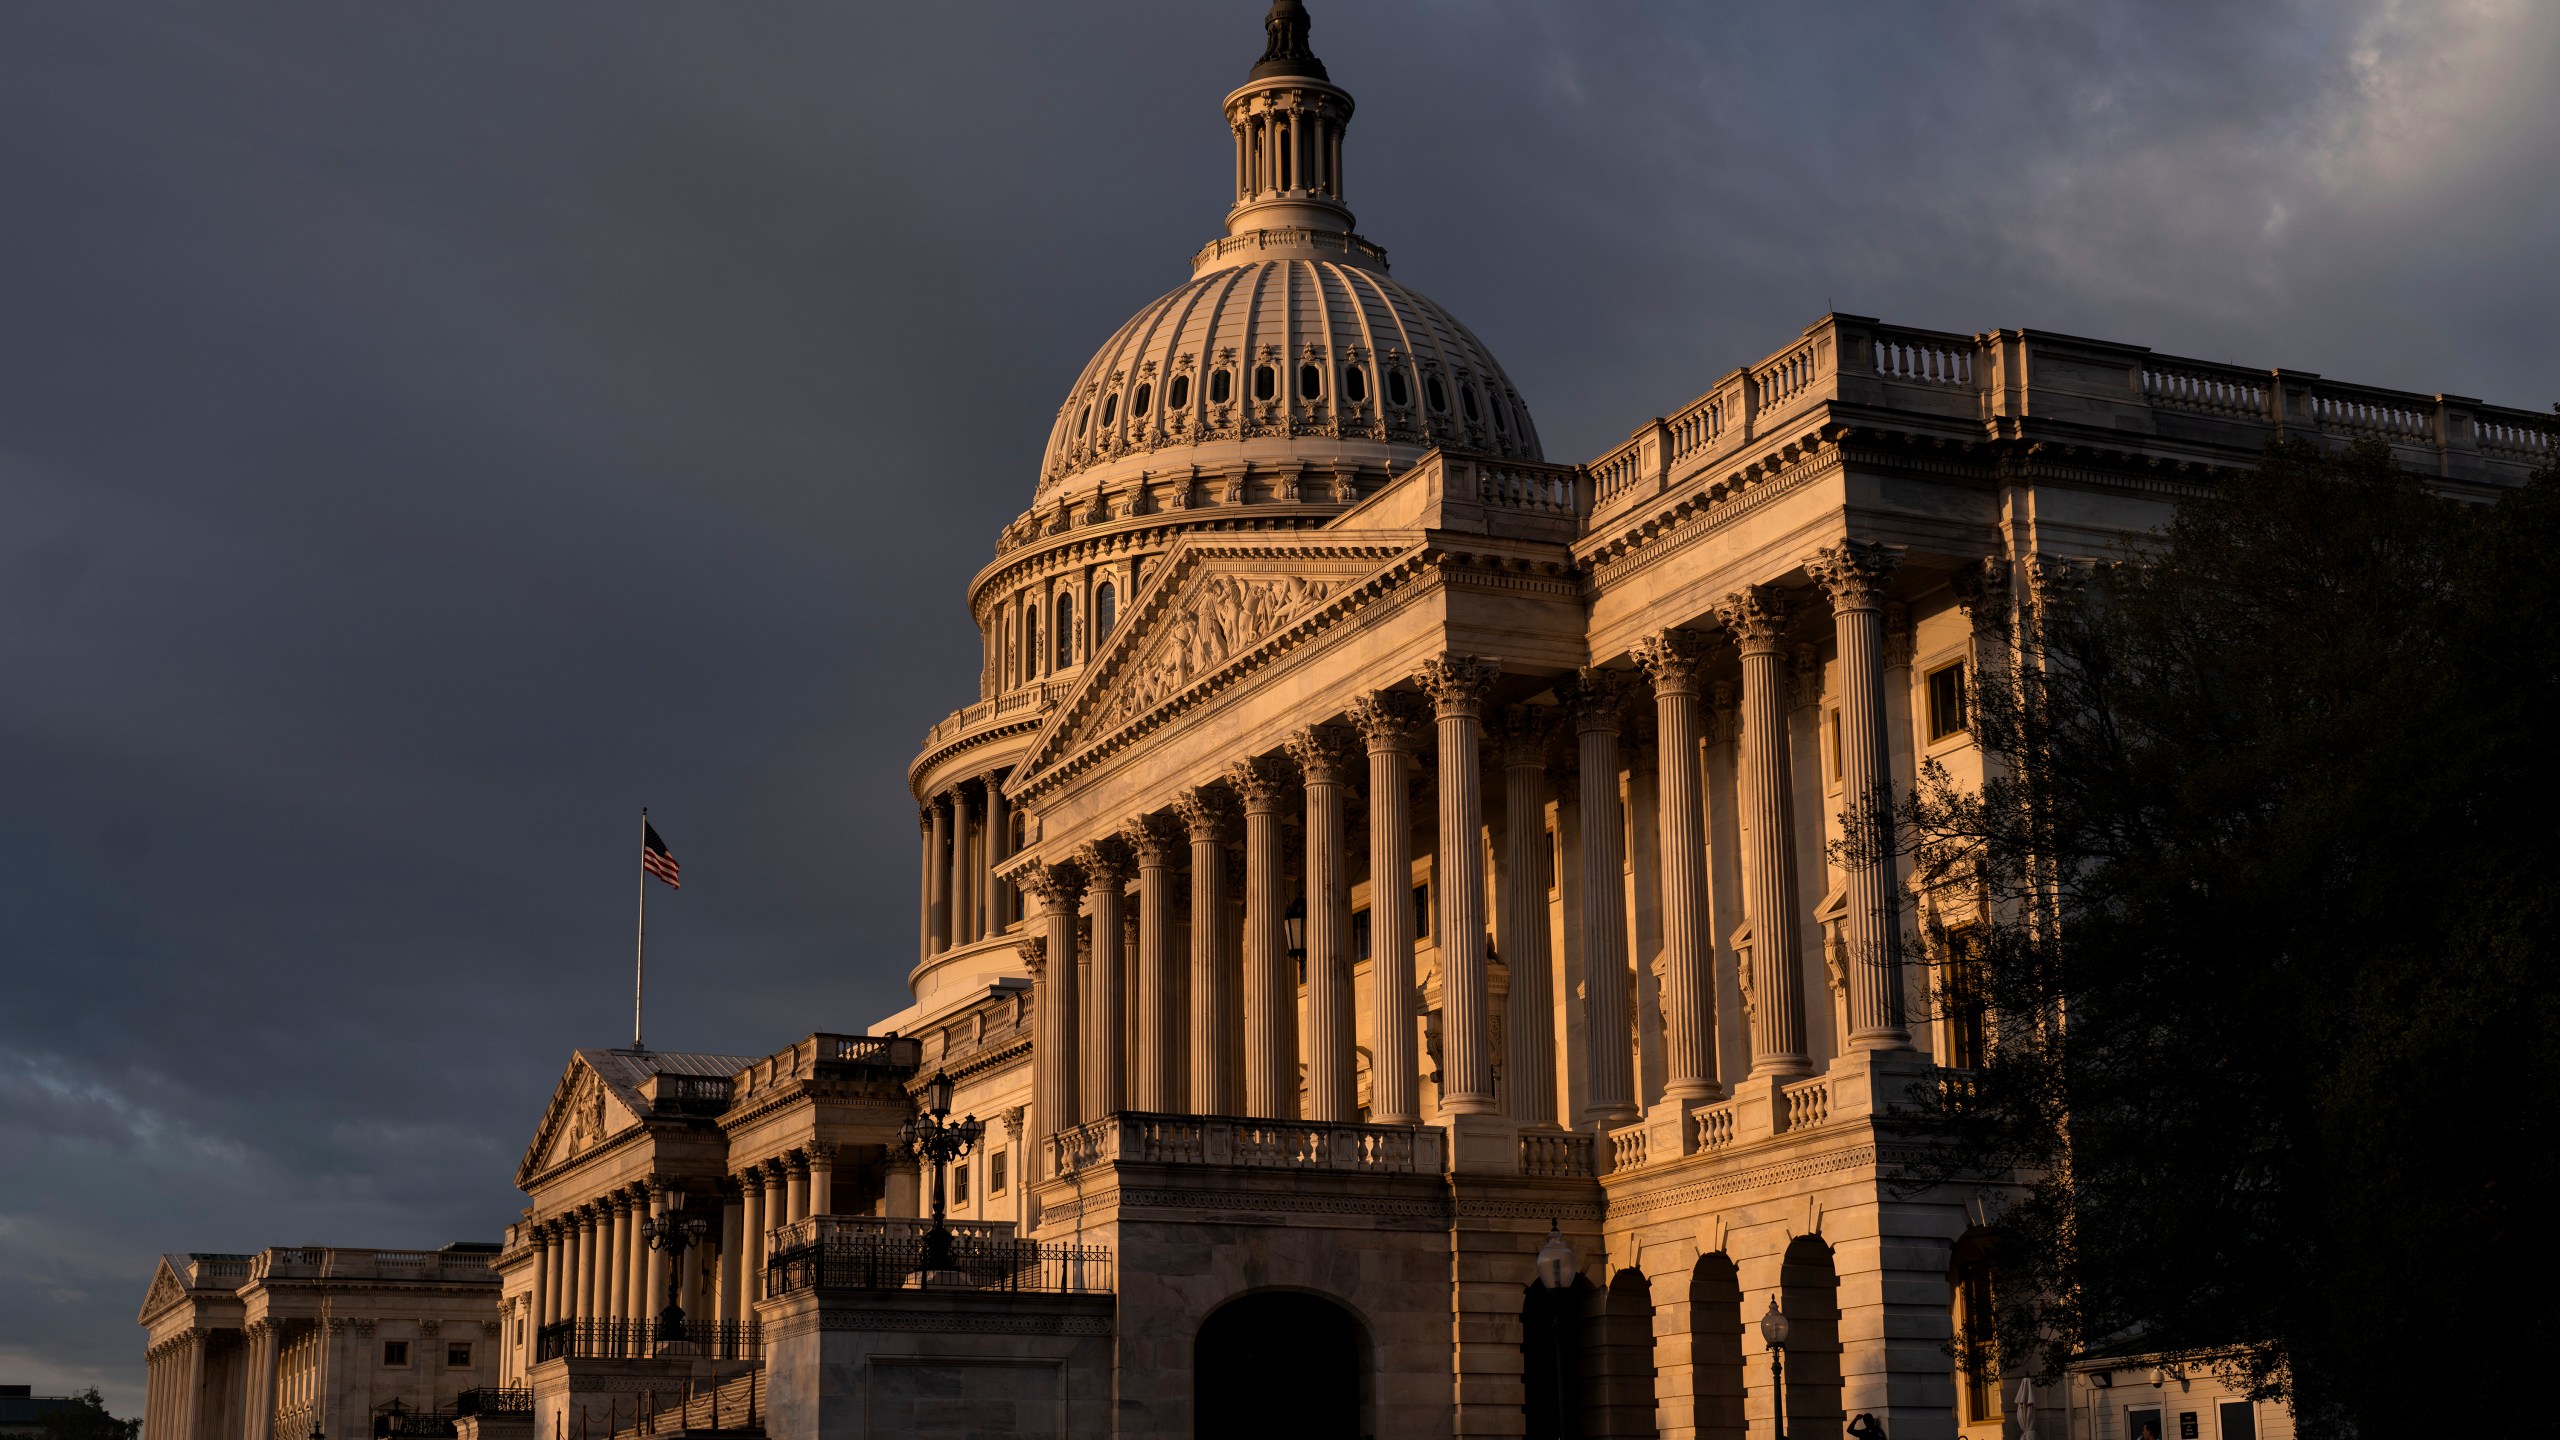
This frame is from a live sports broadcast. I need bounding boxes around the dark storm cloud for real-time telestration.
[3,0,2553,1407]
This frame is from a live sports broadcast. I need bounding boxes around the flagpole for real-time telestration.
[634,807,649,1052]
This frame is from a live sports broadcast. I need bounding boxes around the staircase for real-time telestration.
[599,1370,764,1440]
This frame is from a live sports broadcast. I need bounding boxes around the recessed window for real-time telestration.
[1425,375,1448,413]
[1076,404,1090,437]
[1053,594,1075,669]
[1460,384,1481,422]
[1298,362,1323,399]
[1168,373,1191,409]
[1954,1254,2000,1422]
[1411,881,1431,940]
[1826,707,1844,784]
[382,1341,410,1368]
[1387,368,1410,408]
[990,1150,1008,1195]
[1343,366,1368,403]
[1491,396,1509,433]
[1095,581,1117,641]
[1351,908,1372,961]
[1208,369,1232,405]
[1100,392,1118,427]
[1927,660,1969,741]
[1253,364,1277,402]
[1132,382,1150,416]
[1943,927,1989,1070]
[446,1343,472,1368]
[1024,607,1042,676]
[953,1161,971,1205]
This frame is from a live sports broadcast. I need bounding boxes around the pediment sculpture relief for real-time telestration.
[1110,574,1335,724]
[564,1070,607,1157]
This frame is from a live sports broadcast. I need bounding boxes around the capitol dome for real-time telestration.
[1034,0,1541,503]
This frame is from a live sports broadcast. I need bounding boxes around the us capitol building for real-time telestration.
[138,5,2554,1439]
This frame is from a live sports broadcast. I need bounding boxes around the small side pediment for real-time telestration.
[514,1054,644,1188]
[138,1255,188,1324]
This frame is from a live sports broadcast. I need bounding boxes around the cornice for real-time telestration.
[1578,424,1842,586]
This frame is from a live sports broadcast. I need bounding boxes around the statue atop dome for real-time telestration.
[1250,0,1328,82]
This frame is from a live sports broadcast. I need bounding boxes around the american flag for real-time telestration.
[642,820,681,889]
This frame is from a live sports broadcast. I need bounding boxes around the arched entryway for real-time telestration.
[1691,1253,1746,1440]
[1521,1276,1593,1439]
[1581,1269,1658,1440]
[1194,1291,1367,1439]
[1781,1235,1845,1440]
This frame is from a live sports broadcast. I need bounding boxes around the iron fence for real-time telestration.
[766,1229,1110,1295]
[533,1318,761,1362]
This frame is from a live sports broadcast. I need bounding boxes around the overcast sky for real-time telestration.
[4,0,2555,1412]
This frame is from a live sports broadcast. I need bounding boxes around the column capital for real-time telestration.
[1418,654,1501,718]
[1714,585,1792,656]
[1950,556,2012,633]
[1074,834,1135,886]
[1805,539,1903,611]
[1283,724,1357,784]
[1497,704,1555,766]
[1631,627,1713,696]
[1122,811,1186,865]
[1017,934,1049,978]
[918,804,937,832]
[1226,754,1294,812]
[1174,783,1236,842]
[1558,667,1627,734]
[1347,689,1425,750]
[2025,551,2082,613]
[1020,860,1088,910]
[928,790,954,816]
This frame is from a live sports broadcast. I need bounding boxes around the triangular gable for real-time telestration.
[138,1255,189,1324]
[514,1053,645,1188]
[1011,532,1416,790]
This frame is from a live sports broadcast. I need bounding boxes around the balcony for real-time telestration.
[1044,1111,1447,1177]
[762,1215,1109,1296]
[532,1319,760,1364]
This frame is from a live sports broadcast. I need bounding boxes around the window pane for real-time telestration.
[1928,661,1969,740]
[2218,1402,2256,1440]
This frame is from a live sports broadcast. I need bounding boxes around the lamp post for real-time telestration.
[901,1070,985,1277]
[1761,1297,1791,1440]
[639,1184,709,1345]
[1283,895,1307,984]
[1532,1222,1577,1440]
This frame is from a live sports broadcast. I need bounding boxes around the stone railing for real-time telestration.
[763,1214,1015,1263]
[1782,1077,1833,1132]
[922,681,1071,751]
[1046,1112,1446,1176]
[732,1033,921,1099]
[1516,1129,1595,1179]
[1605,1124,1648,1175]
[251,1247,498,1284]
[766,1224,1109,1296]
[1692,1103,1738,1153]
[1472,459,1587,518]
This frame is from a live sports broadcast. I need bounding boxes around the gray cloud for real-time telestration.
[2,0,2553,1413]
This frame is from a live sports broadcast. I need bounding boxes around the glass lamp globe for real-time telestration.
[1532,1222,1578,1291]
[1760,1298,1790,1349]
[927,1070,956,1117]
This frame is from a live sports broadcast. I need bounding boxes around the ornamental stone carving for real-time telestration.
[1173,784,1235,842]
[1806,540,1903,611]
[1226,753,1293,810]
[1111,574,1339,723]
[1016,936,1048,980]
[1631,628,1711,696]
[1123,812,1186,865]
[1283,724,1356,784]
[1075,835,1135,887]
[1497,705,1552,766]
[1347,689,1425,750]
[1417,654,1500,717]
[1715,585,1791,656]
[1951,557,2012,634]
[1557,667,1626,734]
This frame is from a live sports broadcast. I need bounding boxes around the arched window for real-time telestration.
[1076,404,1091,437]
[1780,1236,1845,1439]
[1023,604,1041,677]
[1132,381,1151,416]
[1690,1254,1746,1440]
[1387,367,1410,408]
[1100,392,1118,427]
[1491,394,1509,433]
[1209,369,1233,405]
[1298,362,1323,399]
[1003,613,1016,686]
[1053,593,1074,669]
[1461,384,1482,422]
[1425,375,1448,413]
[1095,581,1118,641]
[1343,365,1368,404]
[1253,364,1277,402]
[1169,373,1191,409]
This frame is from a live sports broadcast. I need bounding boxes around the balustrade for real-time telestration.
[2143,363,2269,419]
[1874,333,1977,388]
[1691,1103,1737,1152]
[1606,1124,1648,1175]
[1044,1112,1445,1176]
[1752,338,1822,412]
[1516,1130,1594,1179]
[1782,1077,1833,1131]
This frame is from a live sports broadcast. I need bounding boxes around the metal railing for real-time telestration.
[763,1214,1014,1263]
[765,1227,1109,1296]
[534,1318,760,1363]
[452,1390,530,1419]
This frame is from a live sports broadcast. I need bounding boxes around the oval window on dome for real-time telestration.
[1209,369,1233,406]
[1491,395,1509,434]
[1461,384,1481,422]
[1076,404,1091,437]
[1343,365,1368,404]
[1298,363,1322,400]
[1169,373,1191,409]
[1253,365,1276,403]
[1101,392,1118,428]
[1425,375,1448,413]
[1132,382,1151,416]
[1388,368,1410,408]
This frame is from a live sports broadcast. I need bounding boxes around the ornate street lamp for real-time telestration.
[1531,1221,1578,1440]
[901,1071,985,1278]
[640,1183,710,1344]
[1761,1297,1792,1440]
[1283,896,1307,984]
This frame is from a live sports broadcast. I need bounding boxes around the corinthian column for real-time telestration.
[927,796,951,955]
[1288,725,1358,1122]
[1126,813,1186,1111]
[1497,708,1559,1125]
[1421,655,1500,1115]
[1075,837,1134,1117]
[1634,628,1722,1101]
[1351,690,1425,1124]
[1231,756,1298,1119]
[1178,784,1240,1115]
[1717,585,1812,1076]
[1810,542,1913,1050]
[949,783,977,947]
[980,771,1009,938]
[1023,859,1087,1147]
[1564,669,1638,1123]
[918,805,935,965]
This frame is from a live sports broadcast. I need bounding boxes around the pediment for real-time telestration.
[514,1054,645,1188]
[1011,535,1413,788]
[138,1256,187,1324]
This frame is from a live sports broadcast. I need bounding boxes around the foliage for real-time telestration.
[38,1389,139,1440]
[1886,437,2560,1438]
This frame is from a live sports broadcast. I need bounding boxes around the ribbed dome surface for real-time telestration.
[1038,253,1542,497]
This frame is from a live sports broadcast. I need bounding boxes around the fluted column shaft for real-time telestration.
[530,1229,552,1335]
[786,1157,809,1224]
[1637,631,1721,1100]
[1423,657,1500,1114]
[1813,543,1913,1049]
[1028,862,1086,1147]
[980,773,1008,938]
[760,1166,787,1247]
[643,1187,668,1325]
[606,1196,632,1323]
[1181,787,1239,1115]
[572,1211,595,1322]
[1130,817,1184,1111]
[917,809,935,965]
[949,785,976,947]
[1292,729,1358,1121]
[1497,712,1559,1124]
[1079,843,1131,1118]
[246,1322,279,1440]
[1353,692,1422,1124]
[1722,587,1812,1076]
[927,798,951,955]
[1233,761,1296,1117]
[1569,672,1638,1123]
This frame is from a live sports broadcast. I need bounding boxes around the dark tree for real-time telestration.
[38,1389,140,1440]
[1884,436,2560,1438]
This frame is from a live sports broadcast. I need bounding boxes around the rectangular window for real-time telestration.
[446,1343,471,1368]
[1411,882,1431,939]
[2126,1409,2164,1440]
[1927,660,1969,741]
[1958,1269,1999,1422]
[990,1150,1008,1196]
[1352,908,1372,961]
[1943,927,1990,1071]
[2217,1402,2256,1440]
[953,1162,970,1205]
[381,1341,409,1368]
[1826,706,1843,784]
